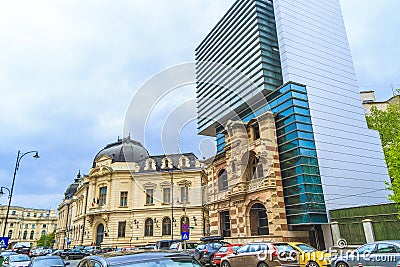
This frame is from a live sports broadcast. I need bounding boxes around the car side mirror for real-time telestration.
[65,262,70,266]
[234,250,238,255]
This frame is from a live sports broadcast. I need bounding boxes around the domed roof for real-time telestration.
[92,136,149,167]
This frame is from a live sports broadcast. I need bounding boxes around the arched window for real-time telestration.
[144,218,153,236]
[23,230,28,239]
[30,230,34,240]
[162,217,171,236]
[180,216,189,235]
[218,169,228,191]
[8,230,12,238]
[41,230,46,236]
[249,203,269,236]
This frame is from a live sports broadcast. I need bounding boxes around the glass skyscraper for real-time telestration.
[196,0,389,233]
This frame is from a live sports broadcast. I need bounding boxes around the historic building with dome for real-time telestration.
[55,137,206,248]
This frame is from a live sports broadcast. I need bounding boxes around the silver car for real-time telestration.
[3,254,31,267]
[332,241,400,267]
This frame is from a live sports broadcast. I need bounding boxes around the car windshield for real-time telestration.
[296,244,317,252]
[357,244,376,254]
[10,254,30,262]
[218,247,229,253]
[211,243,222,249]
[33,258,65,267]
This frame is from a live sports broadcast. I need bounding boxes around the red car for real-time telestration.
[213,244,243,266]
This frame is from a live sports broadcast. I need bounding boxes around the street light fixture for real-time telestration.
[2,150,40,237]
[0,187,11,198]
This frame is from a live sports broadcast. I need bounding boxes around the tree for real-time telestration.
[36,232,55,248]
[366,102,400,214]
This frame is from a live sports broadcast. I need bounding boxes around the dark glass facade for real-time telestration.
[196,0,282,136]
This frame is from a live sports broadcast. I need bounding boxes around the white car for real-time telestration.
[2,254,31,267]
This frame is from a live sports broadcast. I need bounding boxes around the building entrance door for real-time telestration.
[96,223,104,246]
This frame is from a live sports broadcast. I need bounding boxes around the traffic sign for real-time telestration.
[0,237,9,249]
[182,223,189,232]
[181,232,190,240]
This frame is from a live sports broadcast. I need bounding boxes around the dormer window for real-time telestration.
[144,158,156,171]
[162,157,172,169]
[179,156,189,168]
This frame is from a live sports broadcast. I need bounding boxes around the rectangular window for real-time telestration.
[118,221,126,238]
[120,191,128,207]
[33,213,37,217]
[253,124,260,140]
[32,224,35,229]
[10,223,14,227]
[99,186,107,206]
[25,224,28,229]
[11,211,16,215]
[26,212,30,217]
[163,188,171,203]
[43,224,46,228]
[220,211,231,237]
[181,187,189,203]
[146,189,154,205]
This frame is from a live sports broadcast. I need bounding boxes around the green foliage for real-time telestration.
[36,232,55,248]
[366,102,400,215]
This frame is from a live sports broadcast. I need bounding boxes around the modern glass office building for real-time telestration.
[196,0,389,240]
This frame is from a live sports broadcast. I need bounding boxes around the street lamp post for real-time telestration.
[1,150,39,237]
[168,169,175,241]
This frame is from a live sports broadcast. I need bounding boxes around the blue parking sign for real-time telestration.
[0,237,9,249]
[181,232,189,240]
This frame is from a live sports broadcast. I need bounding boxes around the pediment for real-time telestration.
[177,179,192,186]
[160,181,172,187]
[143,182,157,188]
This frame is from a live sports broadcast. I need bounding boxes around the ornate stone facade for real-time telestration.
[206,112,307,243]
[55,137,206,249]
[0,206,57,248]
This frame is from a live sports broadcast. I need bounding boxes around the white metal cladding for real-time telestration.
[273,0,390,210]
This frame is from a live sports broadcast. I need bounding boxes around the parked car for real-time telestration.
[28,255,70,267]
[331,241,400,267]
[13,246,30,255]
[274,242,331,267]
[121,247,137,251]
[194,236,227,266]
[156,240,181,250]
[2,254,31,267]
[84,246,101,254]
[219,242,298,267]
[0,251,17,258]
[50,249,68,256]
[213,244,243,266]
[61,248,90,260]
[77,251,202,267]
[169,242,198,255]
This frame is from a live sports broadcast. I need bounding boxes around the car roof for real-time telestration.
[367,241,400,245]
[33,255,63,260]
[84,251,194,265]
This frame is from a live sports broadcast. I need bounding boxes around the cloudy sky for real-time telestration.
[0,0,399,210]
